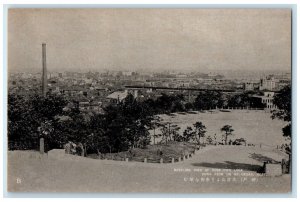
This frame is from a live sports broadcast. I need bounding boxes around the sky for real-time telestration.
[8,9,291,73]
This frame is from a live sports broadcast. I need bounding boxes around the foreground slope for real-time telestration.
[7,145,290,193]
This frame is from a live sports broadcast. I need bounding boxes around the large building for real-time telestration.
[244,82,255,91]
[252,91,277,110]
[259,76,276,91]
[106,90,129,104]
[243,82,260,91]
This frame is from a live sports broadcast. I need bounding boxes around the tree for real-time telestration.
[193,122,206,145]
[170,94,185,112]
[146,93,188,114]
[271,84,291,159]
[282,124,291,139]
[194,91,224,110]
[206,135,213,145]
[214,133,217,145]
[84,114,109,155]
[228,93,249,108]
[161,122,181,143]
[171,100,185,113]
[271,84,291,137]
[54,112,92,153]
[154,93,174,114]
[8,93,67,150]
[183,126,195,142]
[184,102,194,111]
[170,124,181,142]
[8,94,36,149]
[99,94,154,152]
[121,94,153,149]
[220,125,234,145]
[227,91,265,109]
[37,120,54,152]
[160,123,169,144]
[149,116,162,145]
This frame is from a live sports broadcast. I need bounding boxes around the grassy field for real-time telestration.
[150,110,286,147]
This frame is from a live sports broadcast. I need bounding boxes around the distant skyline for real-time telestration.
[8,9,291,73]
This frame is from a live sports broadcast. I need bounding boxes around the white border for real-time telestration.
[1,0,299,201]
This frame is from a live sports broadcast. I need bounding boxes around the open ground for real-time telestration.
[8,145,290,193]
[152,110,286,146]
[7,110,290,193]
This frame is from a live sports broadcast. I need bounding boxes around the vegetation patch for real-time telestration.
[88,141,199,163]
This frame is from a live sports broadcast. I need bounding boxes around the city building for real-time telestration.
[252,91,277,110]
[243,82,260,91]
[244,82,254,91]
[106,90,129,104]
[259,76,276,91]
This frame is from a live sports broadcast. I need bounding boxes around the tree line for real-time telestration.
[8,93,154,154]
[143,90,266,115]
[8,85,289,155]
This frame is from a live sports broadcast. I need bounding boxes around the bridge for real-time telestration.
[124,85,237,102]
[124,85,236,92]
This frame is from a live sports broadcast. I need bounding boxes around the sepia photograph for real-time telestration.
[6,7,292,194]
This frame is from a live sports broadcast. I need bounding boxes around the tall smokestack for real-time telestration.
[42,43,47,96]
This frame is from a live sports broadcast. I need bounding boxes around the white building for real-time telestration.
[259,77,276,91]
[107,90,129,104]
[253,91,277,110]
[262,92,277,109]
[244,82,254,91]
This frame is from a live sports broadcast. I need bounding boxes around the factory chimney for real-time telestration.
[42,43,47,96]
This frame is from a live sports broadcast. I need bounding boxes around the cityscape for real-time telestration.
[9,67,291,114]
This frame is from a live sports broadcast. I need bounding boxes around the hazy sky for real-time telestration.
[8,9,291,73]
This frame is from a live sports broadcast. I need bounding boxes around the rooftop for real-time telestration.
[107,91,128,101]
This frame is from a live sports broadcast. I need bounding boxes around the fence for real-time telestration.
[97,153,194,164]
[85,146,201,164]
[217,107,265,111]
